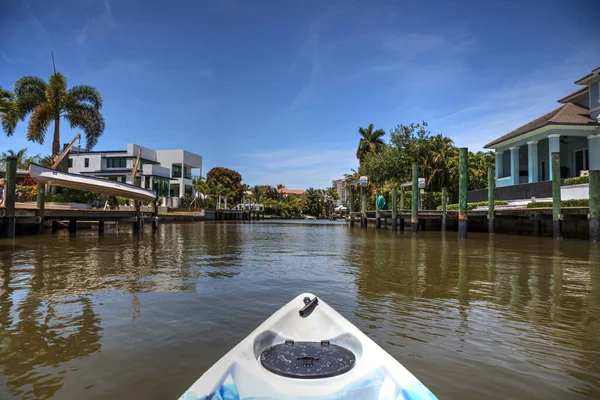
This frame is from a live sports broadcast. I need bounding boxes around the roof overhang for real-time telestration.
[558,87,589,104]
[484,123,600,149]
[574,67,600,85]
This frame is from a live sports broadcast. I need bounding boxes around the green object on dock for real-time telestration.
[376,194,386,211]
[411,163,419,232]
[552,152,561,239]
[458,147,468,239]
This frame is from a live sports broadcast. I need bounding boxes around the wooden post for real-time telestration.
[533,215,542,236]
[4,156,17,238]
[399,216,405,231]
[37,183,45,234]
[133,200,141,233]
[375,190,381,229]
[348,185,355,228]
[441,187,447,232]
[391,187,398,231]
[51,220,59,233]
[152,199,159,232]
[99,220,105,234]
[488,165,495,234]
[68,217,77,236]
[552,152,562,239]
[400,187,405,210]
[589,170,600,242]
[411,163,419,233]
[458,147,468,239]
[360,185,367,228]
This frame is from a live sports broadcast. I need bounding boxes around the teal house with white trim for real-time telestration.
[484,67,600,188]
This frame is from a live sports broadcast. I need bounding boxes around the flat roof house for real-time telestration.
[484,67,600,188]
[68,143,202,198]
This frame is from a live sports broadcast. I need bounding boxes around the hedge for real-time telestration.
[564,176,588,186]
[526,198,589,208]
[437,200,509,211]
[400,191,442,210]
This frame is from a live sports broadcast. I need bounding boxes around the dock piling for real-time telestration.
[441,187,447,232]
[68,218,77,236]
[411,163,419,233]
[391,187,398,231]
[375,190,381,229]
[458,147,468,239]
[552,152,562,239]
[4,156,17,238]
[348,186,355,228]
[37,183,45,234]
[360,185,367,228]
[589,170,600,242]
[133,201,141,233]
[99,220,105,234]
[488,165,495,234]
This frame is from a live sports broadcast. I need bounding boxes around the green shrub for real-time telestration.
[400,191,442,210]
[437,200,508,211]
[564,176,588,186]
[526,198,589,208]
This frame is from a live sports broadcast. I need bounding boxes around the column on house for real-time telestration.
[527,140,538,183]
[588,134,600,170]
[548,134,560,177]
[510,146,519,185]
[496,150,503,181]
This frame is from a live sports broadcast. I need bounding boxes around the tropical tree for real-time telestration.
[356,123,386,163]
[206,167,243,201]
[11,73,105,156]
[0,148,42,169]
[192,176,209,198]
[0,86,18,135]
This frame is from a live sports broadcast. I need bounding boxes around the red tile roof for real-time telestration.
[484,103,599,148]
[278,188,304,195]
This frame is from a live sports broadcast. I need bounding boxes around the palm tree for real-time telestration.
[193,176,209,198]
[12,73,105,156]
[0,148,42,169]
[356,123,386,163]
[0,86,18,136]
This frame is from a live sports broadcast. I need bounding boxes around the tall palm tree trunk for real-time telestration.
[52,116,60,156]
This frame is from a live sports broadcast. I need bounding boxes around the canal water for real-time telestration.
[0,221,599,399]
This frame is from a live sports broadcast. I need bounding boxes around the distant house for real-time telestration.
[278,188,305,197]
[68,143,202,198]
[484,67,600,187]
[331,178,347,206]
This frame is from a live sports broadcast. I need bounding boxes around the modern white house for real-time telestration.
[67,143,202,200]
[484,67,600,188]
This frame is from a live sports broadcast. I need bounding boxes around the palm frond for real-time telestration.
[69,85,103,110]
[66,104,105,150]
[27,103,53,144]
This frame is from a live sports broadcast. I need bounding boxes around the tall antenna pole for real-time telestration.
[51,51,56,74]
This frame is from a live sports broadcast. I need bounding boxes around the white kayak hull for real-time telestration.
[180,293,437,400]
[28,163,156,202]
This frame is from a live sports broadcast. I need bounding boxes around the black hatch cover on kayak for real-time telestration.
[260,340,356,379]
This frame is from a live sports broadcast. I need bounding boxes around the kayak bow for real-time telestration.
[180,293,437,400]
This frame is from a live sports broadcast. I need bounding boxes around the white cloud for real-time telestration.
[239,147,357,189]
[77,0,116,45]
[432,44,600,150]
[194,68,213,78]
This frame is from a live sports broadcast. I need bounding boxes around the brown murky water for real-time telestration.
[0,221,599,399]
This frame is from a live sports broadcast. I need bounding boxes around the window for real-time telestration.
[106,157,127,168]
[172,164,182,178]
[183,166,192,179]
[68,158,73,168]
[84,158,89,168]
[500,151,511,178]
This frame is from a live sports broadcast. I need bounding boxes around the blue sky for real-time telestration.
[0,0,597,188]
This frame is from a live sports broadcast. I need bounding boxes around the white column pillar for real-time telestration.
[527,141,538,183]
[548,134,561,178]
[496,151,503,181]
[588,134,600,170]
[510,146,519,185]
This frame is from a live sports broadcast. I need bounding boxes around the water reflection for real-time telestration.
[0,223,598,399]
